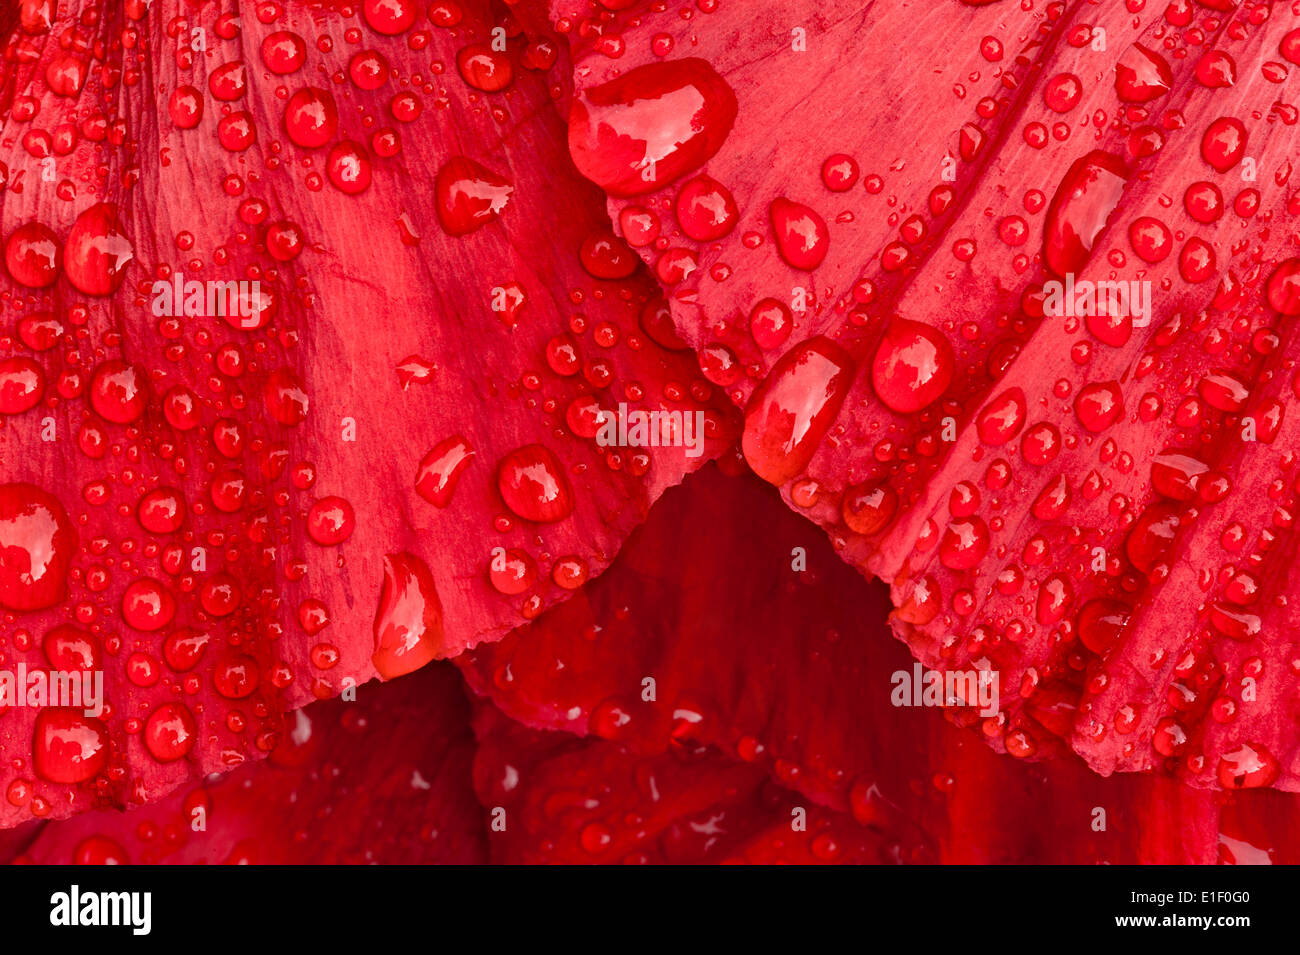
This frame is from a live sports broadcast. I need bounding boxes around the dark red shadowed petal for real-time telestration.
[0,0,736,826]
[552,0,1300,788]
[463,465,932,813]
[463,463,1300,862]
[470,700,898,864]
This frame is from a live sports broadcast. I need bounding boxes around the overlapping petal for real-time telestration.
[0,0,733,826]
[551,0,1300,788]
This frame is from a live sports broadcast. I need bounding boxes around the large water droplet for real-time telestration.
[676,175,738,241]
[1043,151,1128,278]
[143,702,198,761]
[0,483,76,612]
[842,482,898,536]
[769,198,829,270]
[1265,258,1300,315]
[372,552,444,679]
[284,87,339,149]
[0,357,45,415]
[742,337,855,485]
[43,624,101,671]
[89,360,146,424]
[1125,503,1180,574]
[122,577,177,631]
[568,58,737,197]
[435,156,512,236]
[1201,117,1247,173]
[497,445,574,523]
[1073,381,1124,432]
[1076,599,1130,654]
[63,202,132,296]
[977,388,1026,445]
[4,222,61,288]
[871,319,954,413]
[33,709,110,783]
[939,517,990,570]
[415,436,475,508]
[1114,44,1172,102]
[1217,742,1279,789]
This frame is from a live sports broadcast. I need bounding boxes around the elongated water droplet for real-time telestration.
[742,337,855,484]
[1043,151,1128,278]
[373,552,445,680]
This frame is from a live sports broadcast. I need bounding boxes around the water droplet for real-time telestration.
[137,487,185,534]
[284,87,338,149]
[163,628,210,672]
[415,436,475,507]
[33,709,109,783]
[1128,216,1172,263]
[579,228,638,279]
[306,496,356,545]
[1077,599,1130,654]
[497,445,574,523]
[1125,502,1180,574]
[842,482,898,535]
[0,483,76,612]
[769,197,829,270]
[568,58,737,196]
[675,175,738,241]
[1194,50,1236,88]
[0,357,44,415]
[362,0,417,35]
[1073,381,1124,431]
[1114,44,1172,101]
[122,577,177,631]
[1020,422,1062,466]
[435,156,512,235]
[749,298,793,351]
[143,702,197,761]
[372,552,444,679]
[1043,72,1082,112]
[977,388,1026,445]
[1217,742,1279,789]
[1201,117,1247,173]
[939,517,990,570]
[63,202,132,296]
[820,154,859,192]
[4,222,61,288]
[1150,452,1208,501]
[871,319,954,413]
[261,30,307,74]
[639,298,689,350]
[43,624,101,671]
[1265,258,1300,315]
[89,360,146,423]
[327,140,372,195]
[742,337,855,484]
[457,43,512,92]
[263,368,309,425]
[1043,151,1127,277]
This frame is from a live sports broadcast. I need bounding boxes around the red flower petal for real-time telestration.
[552,0,1300,788]
[470,700,892,864]
[0,0,735,825]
